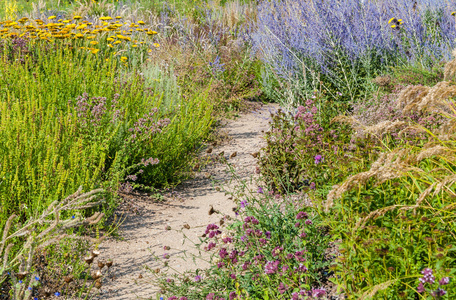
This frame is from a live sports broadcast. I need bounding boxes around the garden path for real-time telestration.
[95,103,279,300]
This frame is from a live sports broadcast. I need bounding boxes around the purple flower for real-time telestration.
[230,273,236,279]
[257,186,264,194]
[168,297,178,300]
[431,288,447,297]
[417,282,425,293]
[439,277,450,286]
[278,282,288,294]
[219,248,228,259]
[206,294,215,300]
[180,298,188,300]
[265,231,271,239]
[314,155,324,164]
[310,182,316,190]
[194,275,202,282]
[296,211,308,220]
[305,219,313,225]
[229,291,237,300]
[240,200,248,208]
[163,253,170,259]
[420,268,435,284]
[311,288,326,298]
[54,292,61,297]
[295,263,308,272]
[222,237,232,243]
[264,260,280,274]
[272,246,283,257]
[205,242,216,251]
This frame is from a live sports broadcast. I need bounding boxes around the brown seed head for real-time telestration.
[84,256,94,265]
[91,270,102,280]
[95,279,102,289]
[16,272,28,280]
[208,205,215,215]
[64,275,74,283]
[92,249,101,257]
[98,261,105,269]
[183,224,190,229]
[106,260,113,268]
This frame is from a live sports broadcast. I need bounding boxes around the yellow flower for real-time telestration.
[452,11,456,16]
[86,35,96,39]
[48,16,56,20]
[63,20,71,23]
[107,37,114,42]
[147,30,158,35]
[132,44,138,47]
[116,16,122,19]
[153,43,160,47]
[108,44,113,48]
[388,17,395,24]
[120,56,128,62]
[76,24,87,30]
[138,21,145,25]
[73,16,82,20]
[91,49,100,54]
[90,41,98,45]
[113,40,121,44]
[75,33,84,38]
[100,16,113,21]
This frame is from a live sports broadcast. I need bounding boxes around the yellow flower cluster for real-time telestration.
[0,15,159,55]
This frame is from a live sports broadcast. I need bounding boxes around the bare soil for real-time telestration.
[95,103,279,300]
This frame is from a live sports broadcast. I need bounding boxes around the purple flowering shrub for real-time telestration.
[250,0,456,104]
[155,189,331,299]
[258,94,363,193]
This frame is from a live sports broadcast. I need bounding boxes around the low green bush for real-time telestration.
[0,38,213,230]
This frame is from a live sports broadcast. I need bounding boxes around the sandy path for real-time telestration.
[95,103,279,300]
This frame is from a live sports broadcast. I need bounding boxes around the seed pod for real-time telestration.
[92,249,101,257]
[16,272,28,280]
[98,261,105,269]
[64,275,74,284]
[208,205,215,215]
[183,224,190,230]
[84,256,94,265]
[95,279,102,289]
[91,270,102,280]
[106,260,113,268]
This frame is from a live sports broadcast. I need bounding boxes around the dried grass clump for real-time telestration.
[0,187,105,300]
[444,48,456,81]
[325,149,416,211]
[326,48,456,210]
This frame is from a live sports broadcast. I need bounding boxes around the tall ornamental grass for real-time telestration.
[251,0,456,106]
[0,39,213,228]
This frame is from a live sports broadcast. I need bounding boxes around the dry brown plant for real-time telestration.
[325,149,415,211]
[444,48,456,81]
[0,187,105,300]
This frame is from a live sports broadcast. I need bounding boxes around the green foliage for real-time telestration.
[0,40,213,230]
[154,178,331,299]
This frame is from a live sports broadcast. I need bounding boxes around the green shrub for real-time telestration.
[0,40,213,228]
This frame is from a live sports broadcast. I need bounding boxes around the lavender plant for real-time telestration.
[250,0,456,105]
